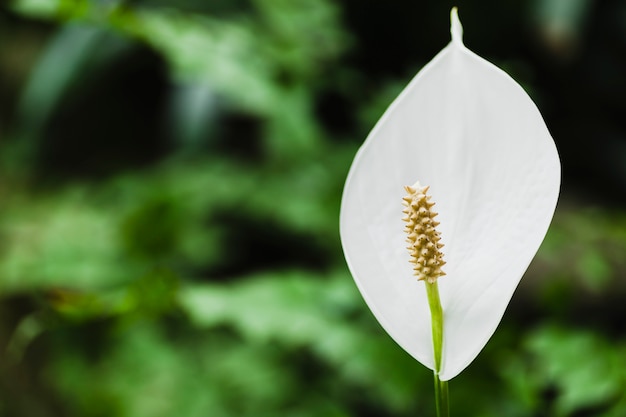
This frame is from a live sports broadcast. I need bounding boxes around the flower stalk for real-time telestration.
[426,280,449,417]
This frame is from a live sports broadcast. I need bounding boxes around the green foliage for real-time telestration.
[1,0,626,416]
[538,208,626,293]
[497,325,626,417]
[526,326,626,416]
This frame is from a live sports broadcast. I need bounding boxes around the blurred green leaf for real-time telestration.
[179,268,431,412]
[526,325,626,416]
[576,249,612,292]
[0,187,143,291]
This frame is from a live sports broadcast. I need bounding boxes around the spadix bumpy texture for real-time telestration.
[339,8,560,381]
[403,183,446,284]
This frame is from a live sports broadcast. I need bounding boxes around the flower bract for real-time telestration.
[339,9,560,381]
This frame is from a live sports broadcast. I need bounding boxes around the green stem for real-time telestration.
[425,281,449,417]
[425,282,443,370]
[435,374,450,417]
[433,372,442,416]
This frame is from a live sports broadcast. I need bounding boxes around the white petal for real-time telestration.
[340,9,560,380]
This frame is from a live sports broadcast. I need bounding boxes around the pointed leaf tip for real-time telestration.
[340,5,560,381]
[450,7,463,45]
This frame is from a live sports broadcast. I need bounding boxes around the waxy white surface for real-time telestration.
[340,9,560,380]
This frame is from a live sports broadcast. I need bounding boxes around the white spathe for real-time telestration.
[339,9,560,381]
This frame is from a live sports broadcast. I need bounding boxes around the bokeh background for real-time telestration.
[0,0,625,416]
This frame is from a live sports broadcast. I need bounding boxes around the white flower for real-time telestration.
[339,9,560,381]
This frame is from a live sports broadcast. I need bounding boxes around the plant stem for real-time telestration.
[433,372,442,416]
[425,282,443,368]
[425,281,449,417]
[437,375,449,417]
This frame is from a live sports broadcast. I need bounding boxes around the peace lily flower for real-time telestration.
[340,7,560,385]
